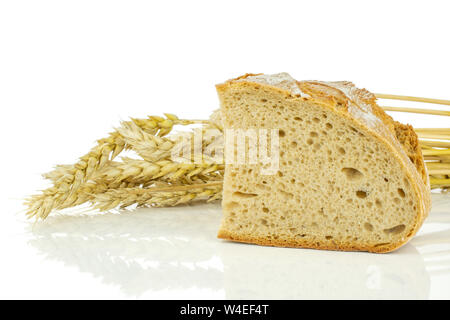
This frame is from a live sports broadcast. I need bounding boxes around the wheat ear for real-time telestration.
[25,115,202,220]
[91,182,223,211]
[99,158,224,185]
[42,115,205,182]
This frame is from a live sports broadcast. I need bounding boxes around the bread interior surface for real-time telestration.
[217,80,422,253]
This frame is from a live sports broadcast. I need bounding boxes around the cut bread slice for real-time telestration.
[215,73,431,253]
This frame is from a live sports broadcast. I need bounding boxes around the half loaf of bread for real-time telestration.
[216,73,430,253]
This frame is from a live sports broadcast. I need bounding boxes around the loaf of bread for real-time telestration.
[215,73,431,253]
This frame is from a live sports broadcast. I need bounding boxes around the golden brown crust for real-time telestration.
[394,121,428,185]
[216,73,431,253]
[218,230,396,253]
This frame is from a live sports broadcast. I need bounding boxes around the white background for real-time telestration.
[0,0,449,299]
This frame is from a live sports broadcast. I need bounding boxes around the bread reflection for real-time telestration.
[28,203,431,299]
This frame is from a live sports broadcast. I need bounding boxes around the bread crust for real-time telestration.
[218,229,395,253]
[216,73,431,253]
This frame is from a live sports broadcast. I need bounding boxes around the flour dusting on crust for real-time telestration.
[238,72,309,97]
[322,81,382,128]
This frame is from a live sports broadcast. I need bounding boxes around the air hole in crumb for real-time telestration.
[294,116,302,121]
[291,141,298,147]
[364,222,374,232]
[261,99,267,102]
[277,171,283,177]
[398,188,406,198]
[280,191,294,200]
[279,130,286,137]
[310,131,318,137]
[325,123,333,130]
[403,178,410,187]
[356,190,367,198]
[338,147,346,155]
[232,191,258,199]
[393,197,400,204]
[307,138,314,145]
[375,199,382,208]
[384,178,389,182]
[313,117,320,123]
[384,224,405,235]
[325,236,333,240]
[342,167,364,181]
[225,201,240,210]
[256,184,268,191]
[260,219,268,226]
[262,207,269,213]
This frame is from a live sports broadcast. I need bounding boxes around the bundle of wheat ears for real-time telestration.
[25,94,450,220]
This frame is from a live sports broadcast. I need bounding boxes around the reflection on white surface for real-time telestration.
[221,241,429,299]
[26,194,450,299]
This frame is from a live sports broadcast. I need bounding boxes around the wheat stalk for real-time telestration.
[46,159,225,211]
[376,94,450,117]
[42,115,206,182]
[25,115,205,220]
[99,158,224,184]
[419,140,450,148]
[380,106,450,117]
[375,93,450,106]
[91,182,223,211]
[377,94,450,191]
